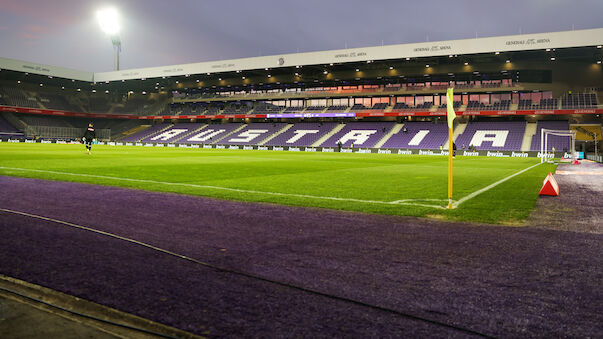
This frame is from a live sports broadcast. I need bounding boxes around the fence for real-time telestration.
[25,126,111,140]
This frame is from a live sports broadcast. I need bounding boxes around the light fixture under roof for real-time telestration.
[464,62,469,65]
[495,51,500,55]
[550,57,556,61]
[506,59,511,63]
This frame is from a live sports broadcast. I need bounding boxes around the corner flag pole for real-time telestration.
[446,88,456,209]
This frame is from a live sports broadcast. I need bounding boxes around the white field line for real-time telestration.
[0,166,448,209]
[452,162,542,209]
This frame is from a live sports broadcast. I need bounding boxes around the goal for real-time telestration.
[540,128,577,163]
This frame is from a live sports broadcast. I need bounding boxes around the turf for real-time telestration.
[0,143,556,224]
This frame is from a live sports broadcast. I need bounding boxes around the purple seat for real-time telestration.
[220,123,288,145]
[530,121,571,151]
[382,122,449,149]
[265,122,338,147]
[456,121,526,151]
[320,122,395,148]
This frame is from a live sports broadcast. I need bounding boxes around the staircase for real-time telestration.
[213,124,247,144]
[521,122,537,151]
[312,124,345,147]
[257,124,293,145]
[115,125,150,141]
[172,124,208,142]
[1,112,27,132]
[374,123,403,148]
[444,123,466,148]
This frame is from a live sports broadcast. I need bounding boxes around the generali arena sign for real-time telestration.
[1,105,601,120]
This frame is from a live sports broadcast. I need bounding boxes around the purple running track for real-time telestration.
[0,176,601,338]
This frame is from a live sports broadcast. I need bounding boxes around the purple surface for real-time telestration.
[382,122,448,149]
[121,123,171,143]
[220,123,287,145]
[530,120,571,151]
[455,121,526,151]
[265,122,338,147]
[320,122,395,148]
[0,176,602,337]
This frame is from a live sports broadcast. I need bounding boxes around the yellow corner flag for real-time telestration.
[446,88,456,209]
[446,88,456,128]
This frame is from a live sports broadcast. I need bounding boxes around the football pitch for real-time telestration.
[0,143,557,224]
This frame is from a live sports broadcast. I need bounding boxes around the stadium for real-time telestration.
[0,4,602,337]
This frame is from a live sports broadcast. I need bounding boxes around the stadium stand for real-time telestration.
[265,122,339,147]
[319,122,396,148]
[530,120,571,151]
[381,122,449,150]
[122,123,172,142]
[560,93,598,109]
[138,123,205,143]
[220,123,288,145]
[455,121,526,151]
[0,114,23,138]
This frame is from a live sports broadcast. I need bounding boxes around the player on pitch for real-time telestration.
[82,123,95,155]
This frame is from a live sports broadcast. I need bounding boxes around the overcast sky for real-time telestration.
[0,0,602,72]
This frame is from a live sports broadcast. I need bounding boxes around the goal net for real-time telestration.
[540,128,577,163]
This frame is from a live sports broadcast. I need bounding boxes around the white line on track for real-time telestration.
[0,166,447,209]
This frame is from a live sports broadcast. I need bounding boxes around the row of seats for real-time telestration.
[120,120,578,151]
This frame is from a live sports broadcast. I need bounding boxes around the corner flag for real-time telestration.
[446,88,456,209]
[446,88,456,128]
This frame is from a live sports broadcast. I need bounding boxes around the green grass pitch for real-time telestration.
[0,143,557,224]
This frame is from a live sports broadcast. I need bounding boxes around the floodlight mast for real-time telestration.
[97,8,121,71]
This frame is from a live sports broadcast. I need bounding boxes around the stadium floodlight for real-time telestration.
[96,8,121,71]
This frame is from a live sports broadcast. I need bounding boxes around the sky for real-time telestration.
[0,0,602,72]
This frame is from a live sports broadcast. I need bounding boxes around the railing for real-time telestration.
[586,154,602,163]
[24,126,111,140]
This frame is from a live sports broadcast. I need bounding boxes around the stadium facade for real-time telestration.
[1,28,602,158]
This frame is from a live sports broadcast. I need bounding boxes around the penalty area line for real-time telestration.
[452,162,542,209]
[0,166,447,209]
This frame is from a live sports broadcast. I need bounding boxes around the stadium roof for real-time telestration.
[1,28,602,83]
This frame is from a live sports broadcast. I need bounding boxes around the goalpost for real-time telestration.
[540,128,577,163]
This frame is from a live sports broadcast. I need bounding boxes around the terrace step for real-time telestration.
[212,124,246,143]
[312,123,345,147]
[139,124,174,142]
[374,123,403,148]
[257,124,293,145]
[118,125,150,141]
[444,122,466,148]
[172,124,208,142]
[522,122,537,151]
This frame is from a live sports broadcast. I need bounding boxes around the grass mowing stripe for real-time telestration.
[0,166,448,209]
[0,143,556,223]
[452,162,543,208]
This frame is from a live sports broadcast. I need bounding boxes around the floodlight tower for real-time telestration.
[96,8,121,71]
